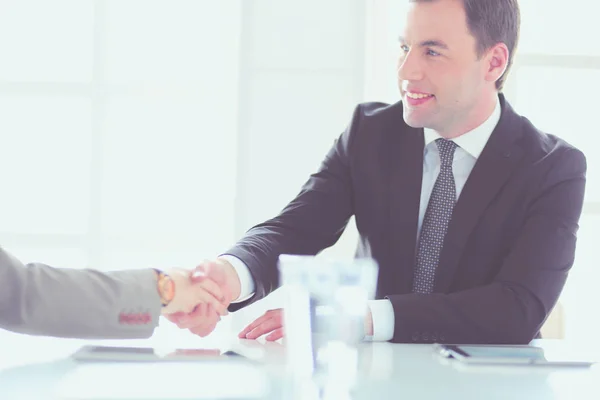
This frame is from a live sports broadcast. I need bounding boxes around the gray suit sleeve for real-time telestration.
[0,246,162,339]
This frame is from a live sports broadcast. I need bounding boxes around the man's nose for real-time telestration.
[397,52,424,82]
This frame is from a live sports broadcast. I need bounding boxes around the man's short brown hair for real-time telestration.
[411,0,521,91]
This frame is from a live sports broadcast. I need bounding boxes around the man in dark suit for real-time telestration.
[168,0,586,344]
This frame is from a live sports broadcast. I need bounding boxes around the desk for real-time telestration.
[1,338,599,399]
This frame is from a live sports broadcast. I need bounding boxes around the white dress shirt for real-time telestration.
[224,97,502,341]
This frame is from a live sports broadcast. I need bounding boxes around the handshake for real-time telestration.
[156,258,286,340]
[153,258,370,341]
[156,258,243,337]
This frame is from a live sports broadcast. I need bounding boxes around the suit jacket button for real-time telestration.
[431,333,438,342]
[422,333,429,342]
[440,334,446,342]
[411,332,419,342]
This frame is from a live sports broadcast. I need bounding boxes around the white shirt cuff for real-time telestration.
[366,299,395,342]
[218,255,256,303]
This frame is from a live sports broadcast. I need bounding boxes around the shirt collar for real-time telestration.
[423,96,501,159]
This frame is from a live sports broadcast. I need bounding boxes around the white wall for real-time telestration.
[235,0,366,234]
[0,0,242,270]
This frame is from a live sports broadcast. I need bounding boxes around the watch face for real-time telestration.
[158,273,175,306]
[164,278,175,302]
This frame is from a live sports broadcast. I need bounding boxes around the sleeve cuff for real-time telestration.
[219,255,255,303]
[367,299,395,342]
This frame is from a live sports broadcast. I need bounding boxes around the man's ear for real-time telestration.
[484,43,509,84]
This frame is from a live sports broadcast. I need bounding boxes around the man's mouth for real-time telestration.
[406,92,434,99]
[404,91,435,106]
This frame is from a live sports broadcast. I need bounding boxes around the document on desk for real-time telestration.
[54,362,269,399]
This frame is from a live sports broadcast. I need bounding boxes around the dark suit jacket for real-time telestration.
[226,94,587,344]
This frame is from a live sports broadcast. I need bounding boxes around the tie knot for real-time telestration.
[435,138,457,166]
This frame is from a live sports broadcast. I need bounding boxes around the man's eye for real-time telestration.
[400,44,410,53]
[427,49,440,56]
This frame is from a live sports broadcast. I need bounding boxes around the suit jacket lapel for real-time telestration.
[388,118,424,293]
[433,96,525,293]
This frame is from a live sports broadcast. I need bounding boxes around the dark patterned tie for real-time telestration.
[412,138,458,294]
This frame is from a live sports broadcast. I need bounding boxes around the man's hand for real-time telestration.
[159,268,229,316]
[165,304,222,337]
[238,308,284,341]
[238,306,375,341]
[165,259,241,337]
[191,258,241,303]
